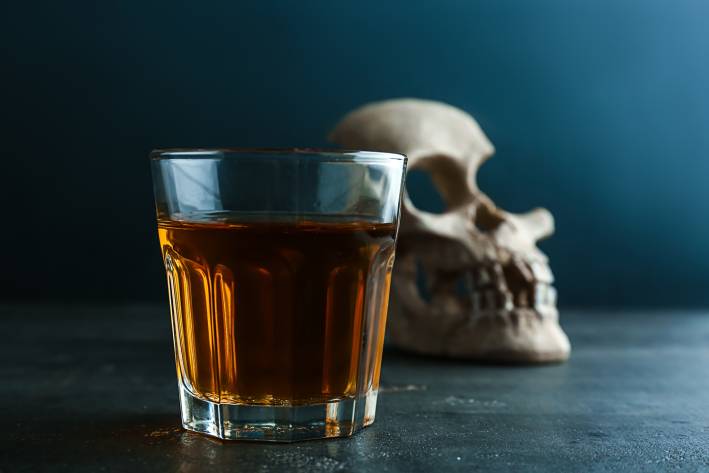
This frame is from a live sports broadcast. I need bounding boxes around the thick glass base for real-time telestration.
[178,384,378,442]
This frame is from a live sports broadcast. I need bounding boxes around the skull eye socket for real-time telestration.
[406,169,446,213]
[405,155,472,213]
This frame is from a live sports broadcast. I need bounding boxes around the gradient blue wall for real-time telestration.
[2,0,708,306]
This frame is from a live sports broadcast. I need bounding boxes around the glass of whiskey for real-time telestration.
[150,148,406,441]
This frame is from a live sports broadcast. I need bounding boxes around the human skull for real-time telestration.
[330,98,570,363]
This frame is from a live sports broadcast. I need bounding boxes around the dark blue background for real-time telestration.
[2,0,708,307]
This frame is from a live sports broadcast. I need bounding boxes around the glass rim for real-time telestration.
[150,147,406,162]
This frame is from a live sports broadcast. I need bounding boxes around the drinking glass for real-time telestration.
[150,148,406,441]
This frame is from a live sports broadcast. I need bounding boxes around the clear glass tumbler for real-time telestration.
[150,148,406,441]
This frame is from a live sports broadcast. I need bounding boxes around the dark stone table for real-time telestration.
[2,305,708,472]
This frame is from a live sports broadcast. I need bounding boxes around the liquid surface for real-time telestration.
[158,216,396,405]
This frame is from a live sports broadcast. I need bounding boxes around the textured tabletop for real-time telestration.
[2,305,708,472]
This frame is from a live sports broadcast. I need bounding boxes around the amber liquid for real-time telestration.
[158,214,396,405]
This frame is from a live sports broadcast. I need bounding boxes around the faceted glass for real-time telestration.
[150,148,406,441]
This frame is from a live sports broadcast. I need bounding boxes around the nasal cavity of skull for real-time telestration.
[405,156,471,213]
[473,203,505,233]
[454,273,474,298]
[415,260,432,302]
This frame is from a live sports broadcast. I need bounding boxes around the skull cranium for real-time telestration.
[330,98,570,363]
